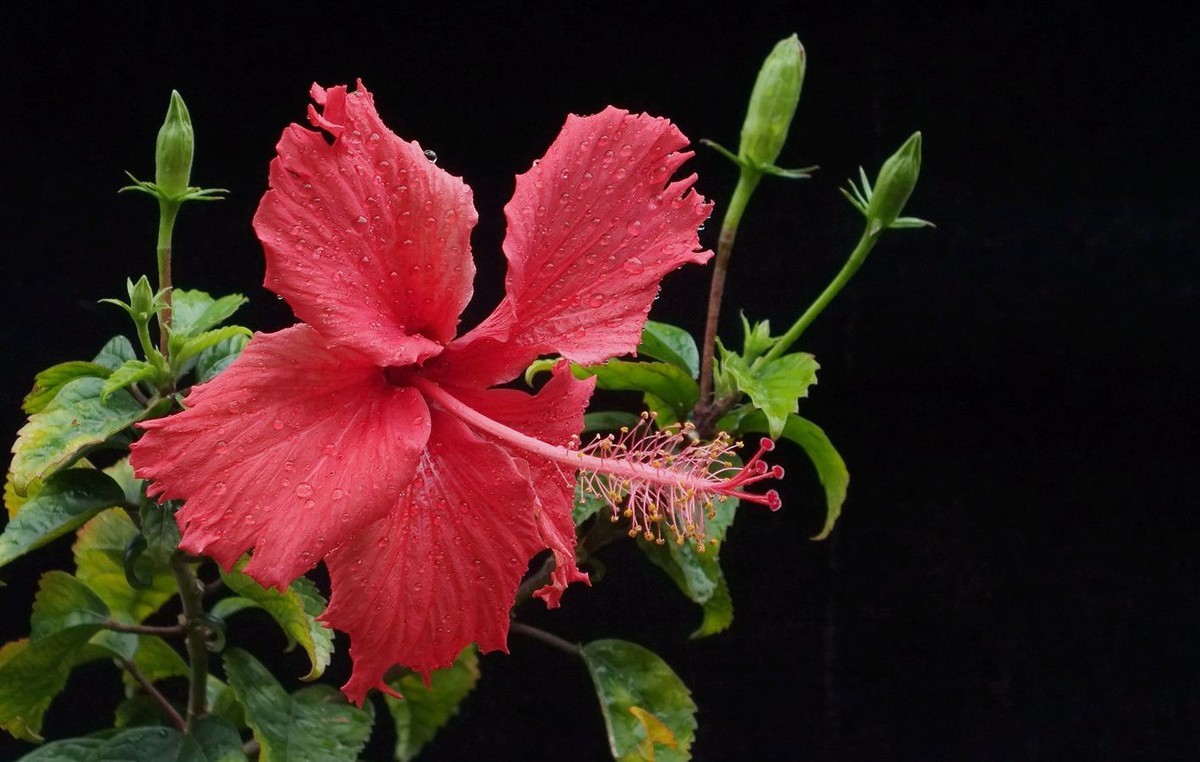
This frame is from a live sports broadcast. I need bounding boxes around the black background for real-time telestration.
[2,1,1197,759]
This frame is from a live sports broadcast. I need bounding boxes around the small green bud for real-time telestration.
[865,132,922,234]
[128,275,157,322]
[739,34,806,170]
[155,91,194,199]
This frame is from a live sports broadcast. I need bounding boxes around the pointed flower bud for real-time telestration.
[739,34,806,170]
[865,132,922,234]
[155,91,194,199]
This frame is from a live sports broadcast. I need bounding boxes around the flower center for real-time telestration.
[405,374,782,546]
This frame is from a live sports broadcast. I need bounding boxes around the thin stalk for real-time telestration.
[510,621,583,658]
[760,229,879,365]
[122,657,186,732]
[155,199,180,356]
[697,169,761,431]
[103,620,186,636]
[170,553,208,731]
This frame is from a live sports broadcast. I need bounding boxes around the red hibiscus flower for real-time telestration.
[130,81,779,703]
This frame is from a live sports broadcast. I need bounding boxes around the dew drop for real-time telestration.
[588,293,606,307]
[622,256,645,274]
[296,482,313,498]
[332,488,345,501]
[213,481,227,495]
[626,220,643,236]
[272,419,285,431]
[424,149,438,163]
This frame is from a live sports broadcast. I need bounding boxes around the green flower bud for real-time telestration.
[155,91,194,199]
[128,275,157,323]
[865,132,922,234]
[739,34,806,170]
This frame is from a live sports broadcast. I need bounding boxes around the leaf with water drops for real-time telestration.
[219,560,332,680]
[10,377,148,496]
[582,639,697,762]
[385,645,479,762]
[0,470,125,570]
[224,648,373,762]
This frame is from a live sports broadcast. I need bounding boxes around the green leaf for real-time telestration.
[385,645,479,762]
[22,362,113,415]
[219,562,332,680]
[171,326,252,373]
[101,360,160,402]
[0,470,126,570]
[103,458,143,511]
[691,572,733,639]
[139,500,182,565]
[93,336,138,372]
[719,351,818,439]
[10,377,148,495]
[206,676,247,730]
[194,334,250,384]
[738,411,848,540]
[73,509,177,625]
[637,321,700,378]
[738,314,775,361]
[224,648,373,762]
[637,491,738,638]
[583,411,642,433]
[121,636,188,697]
[582,640,697,762]
[29,571,110,638]
[0,627,102,741]
[114,694,172,729]
[575,360,699,421]
[20,718,247,761]
[169,290,247,339]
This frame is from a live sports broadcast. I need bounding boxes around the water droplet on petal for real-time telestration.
[424,149,438,163]
[626,220,643,236]
[588,293,606,307]
[296,482,313,497]
[272,419,285,431]
[213,481,227,495]
[622,256,645,274]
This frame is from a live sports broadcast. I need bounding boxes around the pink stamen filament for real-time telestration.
[407,374,782,544]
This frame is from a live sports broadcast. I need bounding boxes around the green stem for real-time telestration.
[170,552,208,732]
[696,168,761,436]
[761,229,879,365]
[156,199,180,357]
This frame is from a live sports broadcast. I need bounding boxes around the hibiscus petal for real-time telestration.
[255,81,478,368]
[323,410,550,703]
[130,325,431,589]
[433,106,713,386]
[450,362,594,606]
